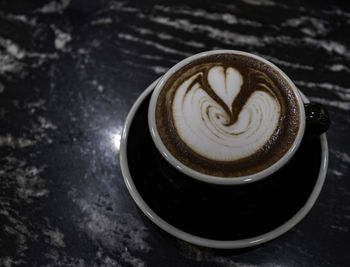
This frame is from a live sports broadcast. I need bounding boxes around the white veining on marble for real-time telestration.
[308,97,350,111]
[0,83,56,267]
[91,17,113,25]
[36,0,71,14]
[179,244,266,266]
[0,154,52,265]
[124,57,169,73]
[150,65,169,74]
[324,8,350,19]
[150,16,262,47]
[329,169,344,177]
[123,59,168,74]
[0,38,24,75]
[111,0,349,66]
[131,26,206,48]
[328,64,350,73]
[28,116,57,145]
[0,206,33,265]
[120,47,174,62]
[0,55,23,74]
[145,13,348,61]
[330,225,349,233]
[0,135,36,148]
[26,99,46,110]
[43,228,66,248]
[0,257,22,267]
[295,81,350,93]
[149,14,345,60]
[302,37,349,57]
[154,5,262,27]
[38,116,58,130]
[0,36,59,75]
[261,54,314,70]
[44,249,86,267]
[118,32,190,56]
[0,94,56,266]
[95,249,119,266]
[331,150,350,164]
[3,42,25,60]
[282,17,329,36]
[110,1,139,12]
[120,250,147,267]
[15,164,49,203]
[0,11,37,26]
[69,194,150,267]
[263,35,350,58]
[52,27,72,51]
[241,0,276,6]
[295,80,350,101]
[26,51,59,63]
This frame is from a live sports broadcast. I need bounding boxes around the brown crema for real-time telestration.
[155,53,300,177]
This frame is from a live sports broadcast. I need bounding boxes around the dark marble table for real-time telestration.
[1,0,349,266]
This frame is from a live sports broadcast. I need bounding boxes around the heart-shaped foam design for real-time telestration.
[207,66,242,111]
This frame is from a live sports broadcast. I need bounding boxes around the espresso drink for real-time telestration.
[155,53,300,177]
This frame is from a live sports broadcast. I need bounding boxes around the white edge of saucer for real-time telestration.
[119,79,329,249]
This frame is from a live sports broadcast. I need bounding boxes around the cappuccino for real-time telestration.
[155,53,300,177]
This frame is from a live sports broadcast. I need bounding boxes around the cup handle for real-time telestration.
[304,103,330,139]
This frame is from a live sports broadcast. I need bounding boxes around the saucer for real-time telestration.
[119,79,328,249]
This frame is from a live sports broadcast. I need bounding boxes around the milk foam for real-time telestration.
[172,66,281,161]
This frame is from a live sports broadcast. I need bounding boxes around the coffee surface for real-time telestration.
[155,53,300,177]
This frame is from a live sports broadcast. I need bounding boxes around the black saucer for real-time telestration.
[120,82,328,248]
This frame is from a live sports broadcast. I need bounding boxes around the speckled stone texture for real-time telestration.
[0,0,349,266]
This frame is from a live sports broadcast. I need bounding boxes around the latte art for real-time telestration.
[173,66,281,161]
[155,53,300,177]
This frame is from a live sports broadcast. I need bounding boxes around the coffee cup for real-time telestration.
[148,50,329,185]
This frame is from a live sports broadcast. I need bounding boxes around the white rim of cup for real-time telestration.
[148,50,306,185]
[120,81,328,249]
